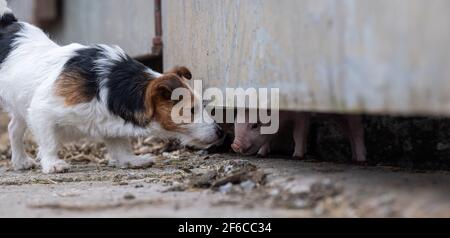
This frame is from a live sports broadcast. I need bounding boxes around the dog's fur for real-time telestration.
[0,1,224,174]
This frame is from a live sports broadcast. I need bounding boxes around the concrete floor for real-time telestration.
[0,155,449,218]
[0,113,449,218]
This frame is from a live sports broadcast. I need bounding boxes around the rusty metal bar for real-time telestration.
[151,0,163,57]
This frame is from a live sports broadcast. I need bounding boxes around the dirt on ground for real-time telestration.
[0,113,449,218]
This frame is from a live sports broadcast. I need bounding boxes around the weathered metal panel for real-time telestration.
[48,0,155,57]
[163,0,450,116]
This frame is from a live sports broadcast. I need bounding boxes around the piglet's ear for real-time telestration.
[166,66,192,80]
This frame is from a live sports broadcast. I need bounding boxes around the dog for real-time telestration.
[0,1,224,174]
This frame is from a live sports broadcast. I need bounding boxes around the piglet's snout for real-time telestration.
[231,143,241,153]
[231,139,246,154]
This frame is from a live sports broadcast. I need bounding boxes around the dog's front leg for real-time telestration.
[105,138,155,169]
[29,116,70,174]
[8,115,37,170]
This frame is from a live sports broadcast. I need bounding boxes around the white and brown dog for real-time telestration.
[0,1,224,174]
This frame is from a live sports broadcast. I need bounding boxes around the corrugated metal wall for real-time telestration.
[163,0,450,116]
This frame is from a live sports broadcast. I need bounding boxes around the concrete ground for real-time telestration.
[0,114,449,218]
[0,153,449,217]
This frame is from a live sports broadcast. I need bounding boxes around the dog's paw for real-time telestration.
[41,159,71,174]
[110,155,155,169]
[12,157,38,171]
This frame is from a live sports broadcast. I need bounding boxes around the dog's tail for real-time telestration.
[0,0,17,27]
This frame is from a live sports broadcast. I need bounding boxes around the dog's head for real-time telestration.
[145,67,224,149]
[56,47,223,149]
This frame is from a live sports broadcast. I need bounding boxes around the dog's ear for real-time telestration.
[154,73,186,100]
[166,66,192,80]
[145,73,187,121]
[145,73,186,112]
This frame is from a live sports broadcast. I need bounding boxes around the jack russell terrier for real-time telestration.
[0,1,224,174]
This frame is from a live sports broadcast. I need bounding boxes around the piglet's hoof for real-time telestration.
[352,157,367,164]
[292,151,307,160]
[256,153,268,158]
[292,156,306,160]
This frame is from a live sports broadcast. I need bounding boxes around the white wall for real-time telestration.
[163,0,450,116]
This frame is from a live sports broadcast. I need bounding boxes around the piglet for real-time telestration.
[232,111,310,159]
[232,112,367,162]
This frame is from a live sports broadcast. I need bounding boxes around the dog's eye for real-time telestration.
[210,108,216,117]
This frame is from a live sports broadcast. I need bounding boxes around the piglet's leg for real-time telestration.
[293,113,311,159]
[257,142,271,158]
[342,115,367,162]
